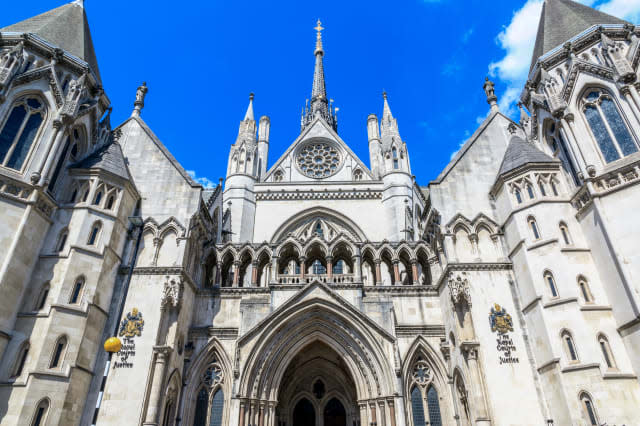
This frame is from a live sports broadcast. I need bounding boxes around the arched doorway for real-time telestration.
[278,341,357,426]
[293,398,315,426]
[323,397,346,426]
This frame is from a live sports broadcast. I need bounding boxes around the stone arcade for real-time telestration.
[1,1,640,425]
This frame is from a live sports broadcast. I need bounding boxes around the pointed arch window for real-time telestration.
[578,277,593,303]
[12,341,29,378]
[333,259,345,275]
[526,183,535,199]
[528,216,540,240]
[192,359,225,426]
[69,277,84,304]
[57,230,68,253]
[580,392,598,425]
[427,385,442,426]
[597,334,616,369]
[31,399,49,426]
[392,147,399,169]
[562,331,578,362]
[49,336,67,369]
[312,259,326,275]
[559,222,571,245]
[538,181,547,196]
[0,96,46,171]
[314,222,324,237]
[583,89,638,163]
[550,178,559,196]
[106,194,115,210]
[88,222,102,246]
[410,386,425,426]
[93,190,103,206]
[544,271,558,298]
[514,188,523,204]
[36,283,50,311]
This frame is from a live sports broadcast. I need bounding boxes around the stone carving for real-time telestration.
[489,304,514,334]
[161,276,182,308]
[412,359,433,386]
[449,273,471,307]
[119,308,145,338]
[202,363,223,387]
[135,81,148,106]
[0,42,24,92]
[61,73,87,120]
[296,142,342,178]
[483,77,496,100]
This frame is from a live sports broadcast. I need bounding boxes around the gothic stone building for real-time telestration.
[1,0,640,425]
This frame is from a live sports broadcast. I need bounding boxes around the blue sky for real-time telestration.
[3,0,639,187]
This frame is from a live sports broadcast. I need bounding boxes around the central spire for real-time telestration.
[302,19,337,133]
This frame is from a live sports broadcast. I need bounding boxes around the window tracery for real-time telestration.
[296,141,342,178]
[582,89,638,163]
[192,357,225,426]
[0,96,46,171]
[408,357,441,426]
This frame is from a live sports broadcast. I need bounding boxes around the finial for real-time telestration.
[72,0,85,7]
[315,19,324,55]
[132,82,148,117]
[483,77,499,113]
[382,91,387,100]
[244,92,255,121]
[249,92,254,101]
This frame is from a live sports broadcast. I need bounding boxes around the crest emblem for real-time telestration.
[489,304,513,334]
[119,308,145,338]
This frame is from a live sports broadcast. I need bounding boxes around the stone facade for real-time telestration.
[1,1,640,425]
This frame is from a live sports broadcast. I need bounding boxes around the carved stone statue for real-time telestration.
[483,77,495,98]
[132,81,148,116]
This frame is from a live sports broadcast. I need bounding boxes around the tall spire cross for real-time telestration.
[315,19,324,55]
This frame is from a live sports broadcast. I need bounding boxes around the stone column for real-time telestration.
[233,261,240,287]
[300,256,306,282]
[359,403,368,426]
[392,261,400,285]
[143,347,170,425]
[621,85,640,123]
[628,84,640,116]
[258,402,265,426]
[377,400,386,426]
[411,261,419,286]
[462,344,490,423]
[270,256,279,284]
[369,401,377,425]
[375,260,382,285]
[387,399,396,426]
[37,119,66,186]
[560,114,588,174]
[215,262,222,286]
[327,256,333,280]
[251,261,258,286]
[353,254,362,283]
[239,400,246,426]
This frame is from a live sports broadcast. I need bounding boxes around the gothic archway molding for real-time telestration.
[179,337,233,426]
[270,206,368,243]
[237,282,396,403]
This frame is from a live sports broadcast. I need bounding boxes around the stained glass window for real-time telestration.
[209,389,224,426]
[0,97,45,170]
[193,388,208,426]
[411,386,425,426]
[583,90,638,163]
[427,386,442,426]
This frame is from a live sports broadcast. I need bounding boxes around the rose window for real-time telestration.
[412,360,433,386]
[296,142,341,178]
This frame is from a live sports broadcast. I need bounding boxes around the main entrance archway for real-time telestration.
[278,341,357,426]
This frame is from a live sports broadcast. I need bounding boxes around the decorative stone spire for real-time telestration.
[382,91,393,121]
[235,93,257,146]
[380,91,402,153]
[244,93,255,121]
[301,19,337,133]
[132,82,148,117]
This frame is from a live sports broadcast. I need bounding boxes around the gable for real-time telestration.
[263,117,374,183]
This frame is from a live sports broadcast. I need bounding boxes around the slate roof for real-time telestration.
[530,0,628,72]
[70,141,132,181]
[497,137,556,177]
[1,0,101,83]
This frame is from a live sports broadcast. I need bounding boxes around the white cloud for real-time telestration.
[599,0,640,23]
[489,0,640,116]
[186,170,217,188]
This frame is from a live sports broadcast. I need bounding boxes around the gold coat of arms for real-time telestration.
[489,304,513,334]
[119,307,145,338]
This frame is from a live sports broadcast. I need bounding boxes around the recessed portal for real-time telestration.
[323,397,346,426]
[292,398,315,426]
[276,341,358,426]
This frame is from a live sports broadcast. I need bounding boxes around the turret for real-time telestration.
[257,115,270,180]
[379,92,411,175]
[224,94,259,242]
[367,114,382,179]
